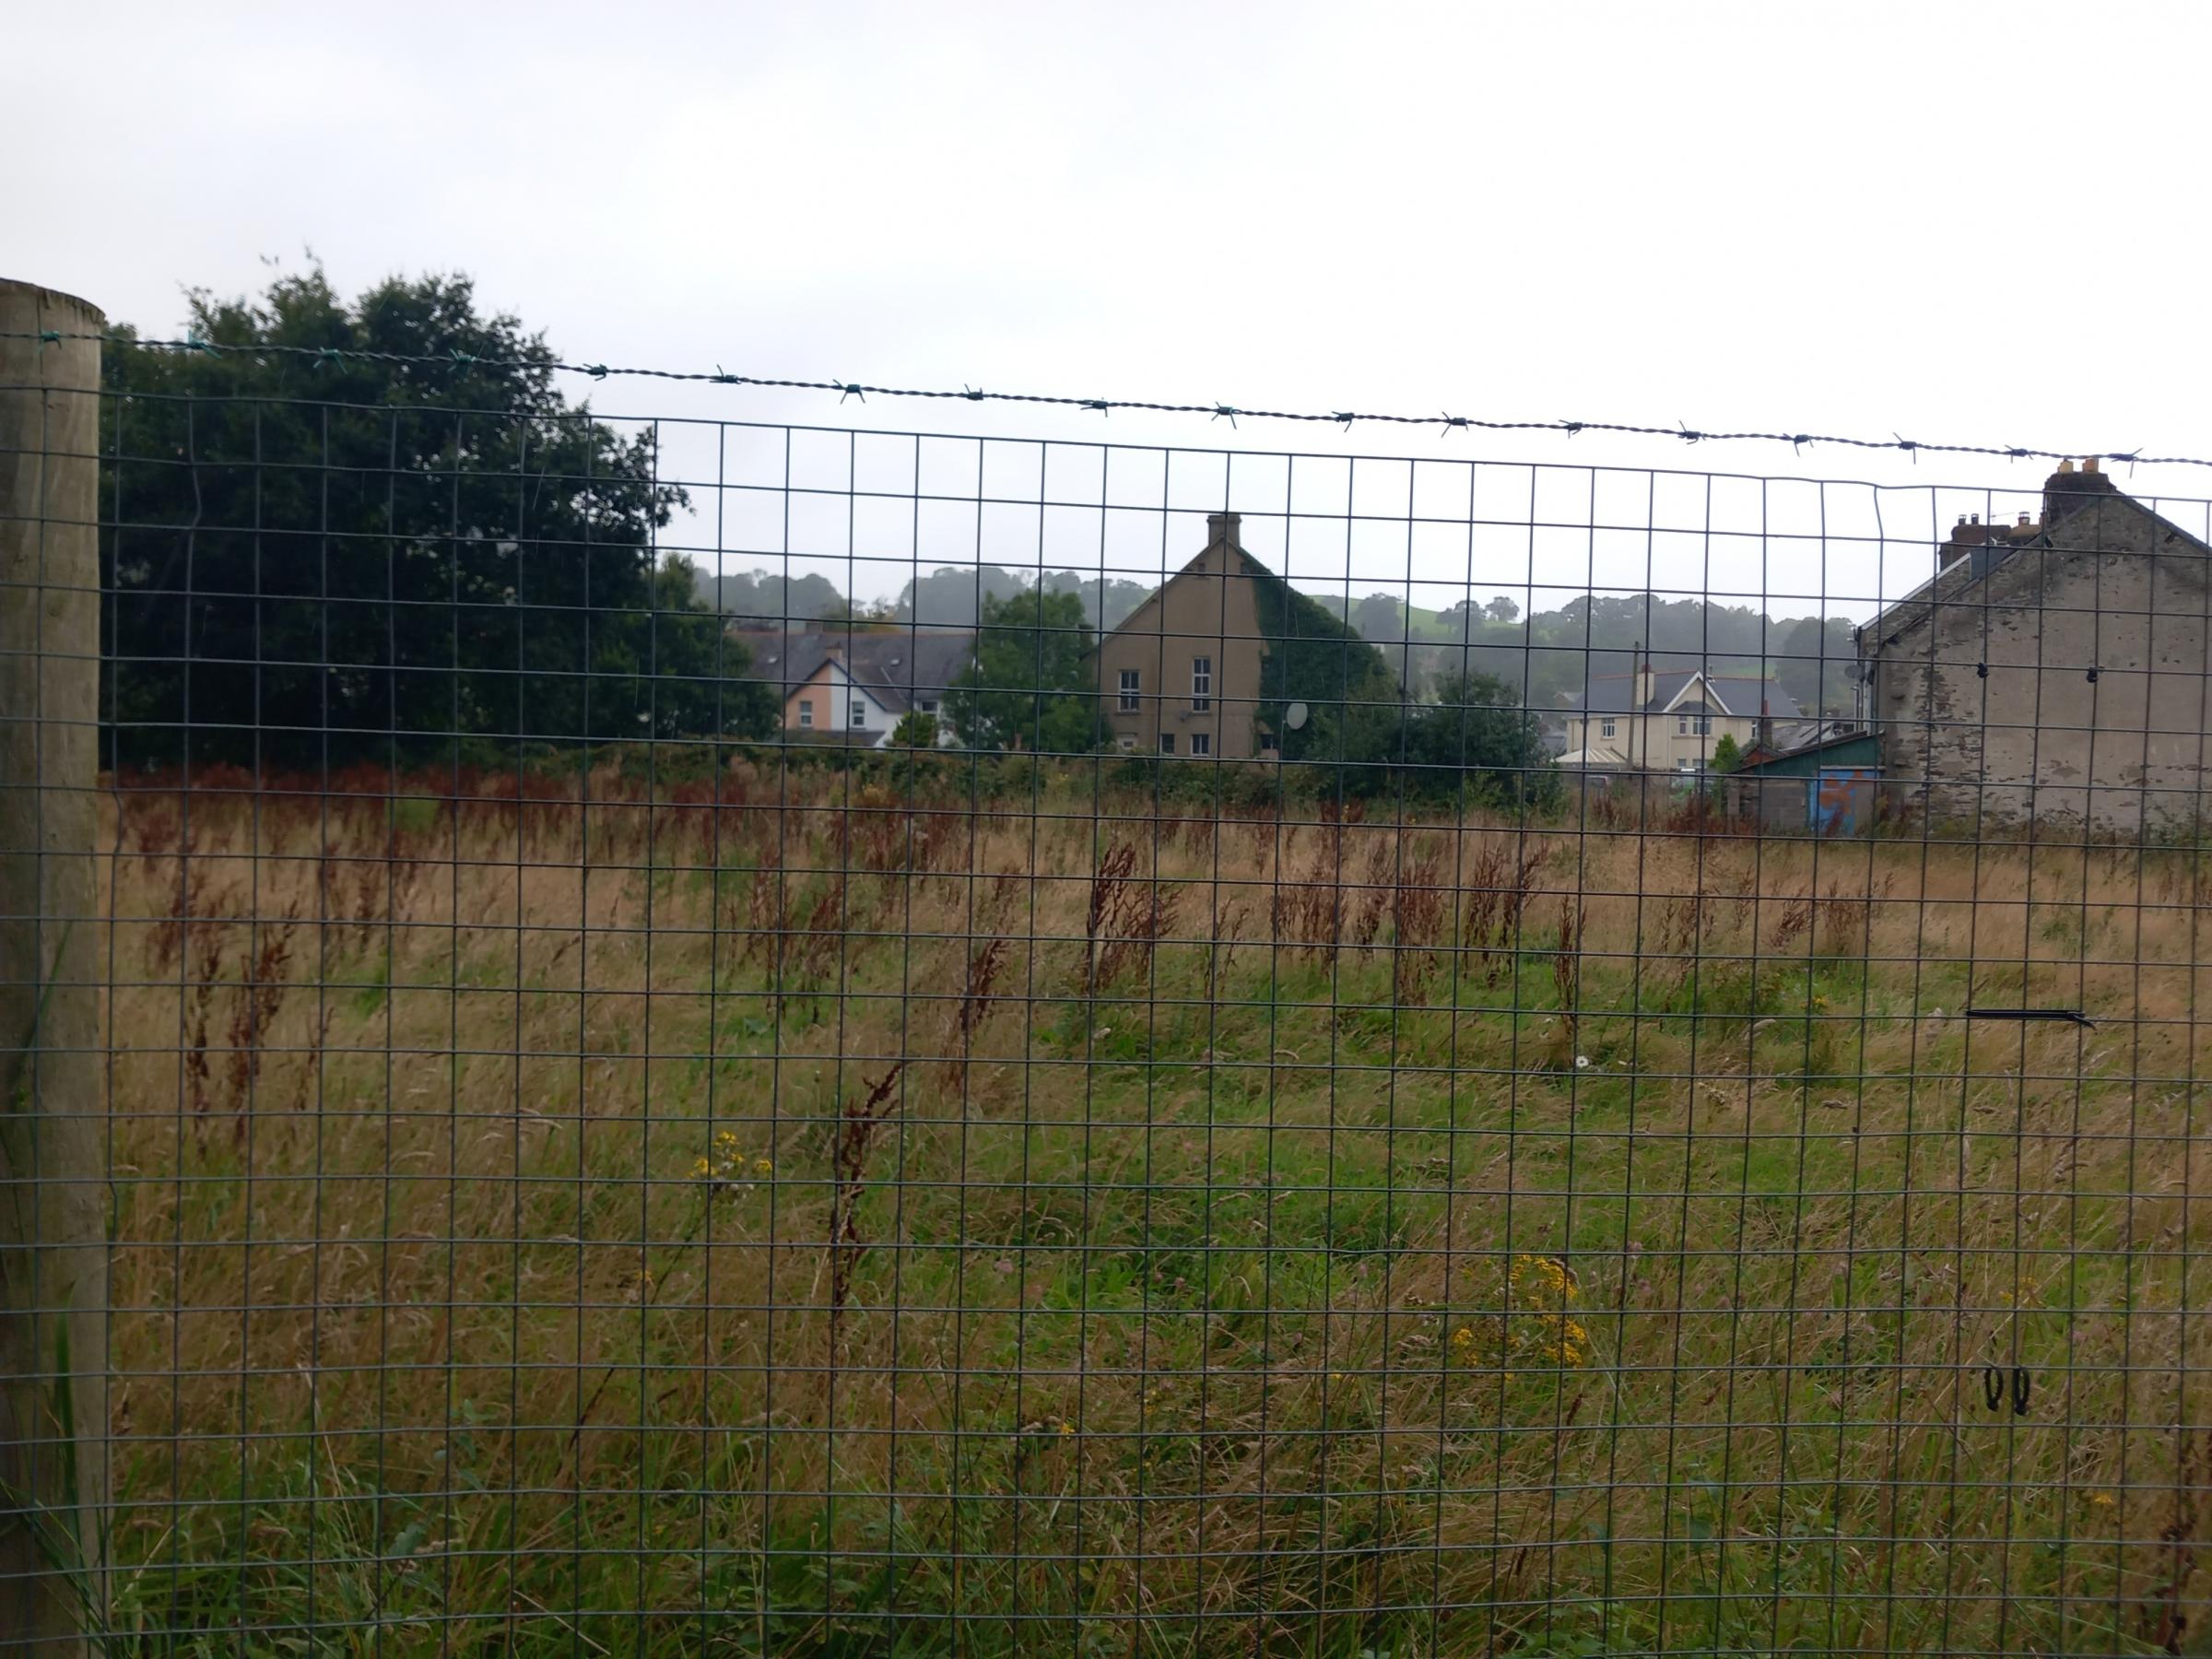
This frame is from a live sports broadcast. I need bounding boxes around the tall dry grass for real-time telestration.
[88,757,2212,1655]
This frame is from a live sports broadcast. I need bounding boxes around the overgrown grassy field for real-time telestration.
[94,758,2212,1656]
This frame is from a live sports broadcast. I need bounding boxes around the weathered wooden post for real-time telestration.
[0,279,108,1654]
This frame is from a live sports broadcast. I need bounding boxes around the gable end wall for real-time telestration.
[1869,497,2212,830]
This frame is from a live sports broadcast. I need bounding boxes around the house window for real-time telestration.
[798,699,815,729]
[1677,714,1711,736]
[1118,668,1141,712]
[1259,731,1278,754]
[1191,656,1211,712]
[1600,718,1617,739]
[917,699,937,714]
[1116,734,1137,752]
[1677,757,1700,772]
[1191,733,1211,757]
[850,700,866,728]
[1159,733,1175,755]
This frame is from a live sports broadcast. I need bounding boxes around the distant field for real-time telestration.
[98,761,2212,1656]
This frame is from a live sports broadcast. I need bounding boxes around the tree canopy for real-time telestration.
[101,266,775,771]
[1309,671,1558,805]
[1244,560,1396,760]
[940,589,1101,754]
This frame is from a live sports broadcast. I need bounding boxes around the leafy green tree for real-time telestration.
[697,567,846,624]
[897,565,1031,627]
[888,710,939,748]
[1352,593,1404,643]
[1710,732,1744,773]
[1245,562,1394,761]
[940,589,1100,754]
[1316,671,1557,805]
[1773,615,1857,715]
[817,595,900,628]
[100,265,773,771]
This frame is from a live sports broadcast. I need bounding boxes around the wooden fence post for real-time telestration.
[0,279,108,1654]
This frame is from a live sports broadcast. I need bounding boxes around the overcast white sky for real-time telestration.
[13,0,2212,618]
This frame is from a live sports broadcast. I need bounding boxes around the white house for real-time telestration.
[747,629,974,748]
[1560,664,1801,775]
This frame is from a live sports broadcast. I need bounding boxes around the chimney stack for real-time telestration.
[1206,512,1241,548]
[1940,513,1986,568]
[2042,456,2117,531]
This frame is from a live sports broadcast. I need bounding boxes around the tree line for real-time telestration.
[99,267,1822,802]
[703,566,1860,714]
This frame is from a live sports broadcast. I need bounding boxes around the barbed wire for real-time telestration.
[6,326,2192,471]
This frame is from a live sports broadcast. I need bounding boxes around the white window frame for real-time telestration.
[850,698,867,729]
[1191,656,1212,712]
[1118,668,1141,712]
[1677,757,1700,772]
[1190,732,1211,757]
[1599,717,1617,739]
[797,698,815,729]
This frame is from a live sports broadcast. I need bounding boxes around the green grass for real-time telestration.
[82,774,2212,1655]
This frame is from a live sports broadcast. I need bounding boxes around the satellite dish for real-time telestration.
[1286,701,1309,731]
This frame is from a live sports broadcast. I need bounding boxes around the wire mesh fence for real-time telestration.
[8,331,2212,1655]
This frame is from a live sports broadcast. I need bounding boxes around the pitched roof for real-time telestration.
[1569,669,1801,720]
[839,631,974,713]
[1734,727,1879,772]
[1861,466,2212,657]
[738,628,974,713]
[737,630,834,689]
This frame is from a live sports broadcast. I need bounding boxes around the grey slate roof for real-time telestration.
[740,629,975,713]
[1567,670,1801,720]
[1861,480,2212,658]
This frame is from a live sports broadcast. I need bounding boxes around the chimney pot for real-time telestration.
[2083,456,2100,475]
[2018,512,2031,527]
[2057,459,2076,474]
[1970,513,1981,524]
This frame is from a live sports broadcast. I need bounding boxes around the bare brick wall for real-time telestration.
[1865,494,2212,831]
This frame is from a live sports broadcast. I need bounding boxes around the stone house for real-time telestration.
[1092,513,1274,759]
[1856,460,2212,830]
[1559,665,1800,776]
